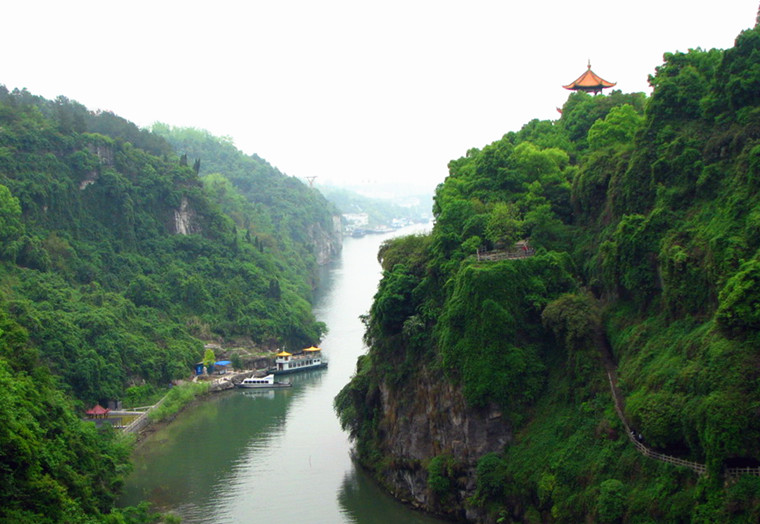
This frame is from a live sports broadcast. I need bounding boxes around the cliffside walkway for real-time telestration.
[476,247,534,261]
[597,329,760,478]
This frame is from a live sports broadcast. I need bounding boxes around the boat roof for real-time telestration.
[276,350,292,357]
[303,346,322,352]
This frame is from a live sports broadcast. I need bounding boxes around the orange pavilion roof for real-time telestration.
[563,62,616,94]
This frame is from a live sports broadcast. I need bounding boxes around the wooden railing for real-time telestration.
[607,372,707,475]
[606,371,760,478]
[726,467,760,477]
[628,435,707,475]
[476,247,534,261]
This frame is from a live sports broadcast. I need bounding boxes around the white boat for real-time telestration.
[270,346,328,375]
[237,374,292,389]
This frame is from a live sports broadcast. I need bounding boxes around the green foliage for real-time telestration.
[338,21,760,523]
[484,202,522,247]
[427,454,457,497]
[587,104,643,150]
[148,382,210,423]
[559,90,646,148]
[377,233,431,274]
[202,347,216,370]
[713,27,760,113]
[597,479,626,523]
[475,453,508,502]
[0,351,132,522]
[626,391,687,449]
[0,86,336,519]
[716,257,760,336]
[436,253,576,411]
[0,183,23,253]
[541,292,599,352]
[371,264,421,335]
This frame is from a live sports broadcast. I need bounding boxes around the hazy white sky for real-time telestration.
[2,1,758,194]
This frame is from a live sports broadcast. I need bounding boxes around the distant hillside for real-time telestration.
[0,86,336,520]
[152,125,342,269]
[318,184,432,228]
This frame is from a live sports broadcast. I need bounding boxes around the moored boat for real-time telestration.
[237,374,292,389]
[270,346,328,375]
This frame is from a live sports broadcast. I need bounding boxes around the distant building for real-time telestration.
[343,213,369,227]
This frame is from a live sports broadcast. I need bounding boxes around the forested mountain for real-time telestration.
[151,125,342,268]
[336,23,760,523]
[0,87,338,521]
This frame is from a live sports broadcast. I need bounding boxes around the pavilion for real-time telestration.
[563,61,616,95]
[86,404,110,419]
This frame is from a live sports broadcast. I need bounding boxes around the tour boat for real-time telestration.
[269,346,328,375]
[237,374,292,389]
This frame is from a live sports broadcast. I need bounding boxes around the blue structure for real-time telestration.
[214,360,232,374]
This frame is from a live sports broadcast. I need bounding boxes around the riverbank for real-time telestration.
[126,368,267,445]
[119,224,450,523]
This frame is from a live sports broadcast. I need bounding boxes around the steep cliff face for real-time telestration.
[372,367,511,519]
[309,214,343,265]
[171,196,206,236]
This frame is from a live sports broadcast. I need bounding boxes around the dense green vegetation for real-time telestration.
[0,87,336,520]
[337,25,760,522]
[151,124,341,279]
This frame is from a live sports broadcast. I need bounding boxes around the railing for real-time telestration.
[628,435,707,475]
[606,371,760,478]
[476,248,535,261]
[726,467,760,478]
[607,372,707,475]
[122,395,167,434]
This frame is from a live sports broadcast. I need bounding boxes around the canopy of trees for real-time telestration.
[337,26,760,523]
[0,86,336,520]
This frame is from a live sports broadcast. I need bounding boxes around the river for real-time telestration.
[119,224,450,523]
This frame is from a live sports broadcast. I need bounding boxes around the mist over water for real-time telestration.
[120,224,448,523]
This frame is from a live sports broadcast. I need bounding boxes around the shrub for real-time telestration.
[427,454,457,497]
[597,479,626,523]
[475,453,508,501]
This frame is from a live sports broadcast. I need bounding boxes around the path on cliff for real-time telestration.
[594,326,710,475]
[594,326,760,477]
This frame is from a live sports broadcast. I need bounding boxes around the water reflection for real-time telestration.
[339,467,452,524]
[120,386,298,520]
[120,225,448,523]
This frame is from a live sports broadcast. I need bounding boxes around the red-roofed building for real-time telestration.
[86,404,110,419]
[563,61,616,95]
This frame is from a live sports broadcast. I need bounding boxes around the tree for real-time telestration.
[0,184,23,260]
[202,347,216,372]
[484,202,522,248]
[587,104,643,150]
[597,479,626,522]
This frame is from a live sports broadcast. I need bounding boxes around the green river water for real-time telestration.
[119,225,451,523]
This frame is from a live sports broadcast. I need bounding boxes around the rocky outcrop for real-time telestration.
[80,142,115,189]
[373,366,511,519]
[309,215,343,265]
[173,196,200,235]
